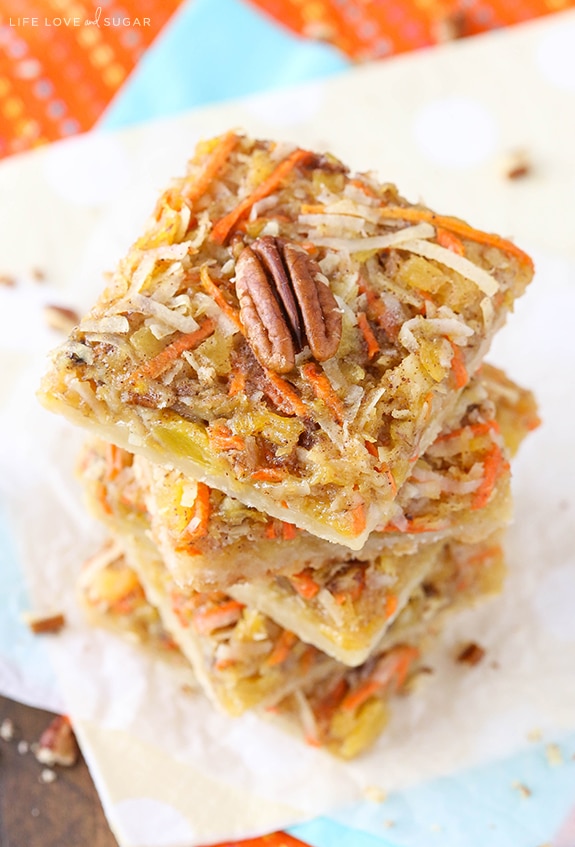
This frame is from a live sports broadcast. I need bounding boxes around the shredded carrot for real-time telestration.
[332,565,366,605]
[436,418,499,443]
[214,657,237,671]
[281,522,298,541]
[300,203,325,215]
[357,311,380,359]
[184,131,239,205]
[289,569,321,600]
[199,265,243,331]
[358,278,401,340]
[301,362,344,423]
[471,443,507,510]
[350,500,367,536]
[450,341,469,389]
[384,594,398,619]
[208,423,246,452]
[382,517,438,534]
[192,599,244,635]
[96,483,113,516]
[349,177,379,198]
[129,316,215,383]
[228,370,246,397]
[341,645,419,712]
[365,440,379,459]
[298,644,317,675]
[266,630,297,666]
[211,147,312,244]
[384,467,397,497]
[250,468,286,482]
[264,521,277,539]
[436,227,465,255]
[313,678,348,725]
[378,205,534,270]
[186,482,211,542]
[264,369,309,418]
[105,443,130,481]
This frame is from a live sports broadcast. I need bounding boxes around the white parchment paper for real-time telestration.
[1,14,574,845]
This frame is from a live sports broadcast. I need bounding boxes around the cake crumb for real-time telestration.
[527,728,542,742]
[0,718,15,741]
[23,611,66,635]
[31,808,40,818]
[500,149,532,180]
[0,274,16,287]
[546,743,563,767]
[512,781,532,798]
[17,740,29,755]
[363,785,386,803]
[383,819,395,829]
[43,305,80,334]
[457,642,485,666]
[40,768,57,784]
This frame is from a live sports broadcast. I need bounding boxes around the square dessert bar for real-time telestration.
[82,530,504,757]
[40,133,534,547]
[77,365,537,594]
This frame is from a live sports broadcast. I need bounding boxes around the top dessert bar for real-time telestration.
[39,132,534,548]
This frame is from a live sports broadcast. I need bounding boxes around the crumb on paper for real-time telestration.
[512,781,532,798]
[35,715,79,767]
[432,10,466,43]
[363,785,387,803]
[0,273,16,287]
[0,718,15,741]
[31,808,40,818]
[40,768,57,784]
[23,611,66,635]
[383,819,395,829]
[500,149,532,180]
[527,728,542,742]
[457,642,486,666]
[31,267,46,282]
[17,740,29,755]
[546,743,563,766]
[43,304,80,334]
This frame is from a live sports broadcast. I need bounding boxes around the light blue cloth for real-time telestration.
[289,737,575,846]
[101,0,348,130]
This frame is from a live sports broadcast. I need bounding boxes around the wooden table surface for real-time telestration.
[0,694,118,847]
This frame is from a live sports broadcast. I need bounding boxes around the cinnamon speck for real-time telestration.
[500,149,532,180]
[512,781,532,798]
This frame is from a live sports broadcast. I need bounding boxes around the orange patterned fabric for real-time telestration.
[0,0,182,157]
[212,834,311,847]
[247,0,574,60]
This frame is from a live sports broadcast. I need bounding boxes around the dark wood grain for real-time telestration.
[0,695,118,847]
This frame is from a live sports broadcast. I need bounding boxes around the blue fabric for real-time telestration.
[289,736,575,846]
[100,0,349,130]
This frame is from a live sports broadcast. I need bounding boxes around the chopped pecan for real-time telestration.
[456,642,485,666]
[23,612,66,634]
[234,236,342,373]
[35,715,79,767]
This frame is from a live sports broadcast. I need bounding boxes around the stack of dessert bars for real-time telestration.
[39,133,538,758]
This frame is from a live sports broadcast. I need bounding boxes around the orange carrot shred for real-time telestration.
[228,370,246,397]
[266,630,297,666]
[281,522,298,541]
[436,227,465,255]
[208,423,246,452]
[357,311,380,359]
[471,443,507,510]
[186,482,211,542]
[289,569,321,600]
[365,441,379,459]
[250,468,286,482]
[129,316,215,383]
[105,443,130,481]
[264,369,309,418]
[199,265,243,330]
[301,362,344,423]
[384,594,398,619]
[341,646,419,712]
[436,419,499,443]
[350,500,367,536]
[358,278,401,341]
[192,599,244,635]
[450,341,469,389]
[264,521,277,539]
[184,131,239,205]
[378,205,534,270]
[211,147,312,244]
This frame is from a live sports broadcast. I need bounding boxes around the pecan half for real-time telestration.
[234,236,342,373]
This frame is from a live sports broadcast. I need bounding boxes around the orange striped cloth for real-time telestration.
[0,0,182,156]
